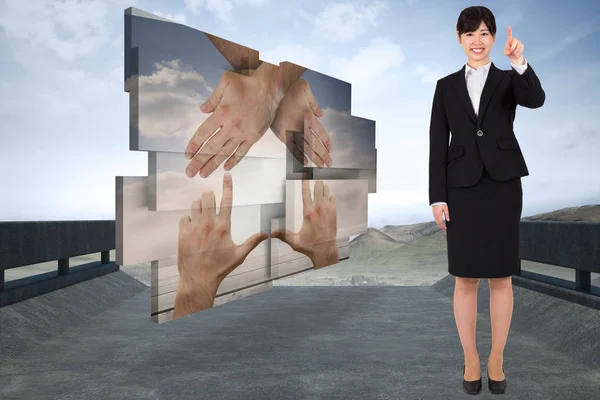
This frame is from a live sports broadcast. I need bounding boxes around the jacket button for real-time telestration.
[477,130,484,137]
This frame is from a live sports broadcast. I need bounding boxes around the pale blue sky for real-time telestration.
[0,0,599,227]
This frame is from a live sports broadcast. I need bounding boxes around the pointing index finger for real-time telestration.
[301,178,312,210]
[219,172,233,219]
[507,26,513,43]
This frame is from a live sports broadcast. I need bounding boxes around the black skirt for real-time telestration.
[445,165,523,278]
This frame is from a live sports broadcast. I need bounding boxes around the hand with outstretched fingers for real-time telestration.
[184,63,281,179]
[173,172,269,319]
[271,179,338,269]
[270,78,332,168]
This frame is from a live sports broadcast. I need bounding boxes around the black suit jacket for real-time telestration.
[428,62,545,205]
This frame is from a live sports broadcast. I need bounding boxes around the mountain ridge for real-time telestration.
[354,203,600,244]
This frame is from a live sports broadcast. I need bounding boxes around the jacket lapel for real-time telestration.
[450,63,507,126]
[476,63,504,127]
[450,66,477,124]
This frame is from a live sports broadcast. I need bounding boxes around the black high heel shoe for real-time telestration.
[487,367,507,394]
[462,365,482,395]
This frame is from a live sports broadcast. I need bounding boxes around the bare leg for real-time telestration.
[454,277,481,380]
[487,276,514,380]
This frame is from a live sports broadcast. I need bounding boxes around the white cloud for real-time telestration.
[0,62,122,117]
[495,5,525,30]
[541,120,600,156]
[185,0,231,20]
[329,36,404,89]
[534,14,600,62]
[135,59,214,139]
[184,0,268,22]
[151,11,188,25]
[0,0,131,61]
[312,1,388,43]
[0,0,131,114]
[416,63,444,84]
[242,0,268,5]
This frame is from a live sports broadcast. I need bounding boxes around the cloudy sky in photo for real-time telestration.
[1,0,599,228]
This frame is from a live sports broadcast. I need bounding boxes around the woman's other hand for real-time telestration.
[433,203,450,230]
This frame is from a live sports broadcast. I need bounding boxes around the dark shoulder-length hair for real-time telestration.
[456,6,497,37]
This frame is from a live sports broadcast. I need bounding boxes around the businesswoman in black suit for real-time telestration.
[428,6,545,395]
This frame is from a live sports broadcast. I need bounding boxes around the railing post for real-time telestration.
[101,250,109,264]
[575,270,591,292]
[58,258,69,275]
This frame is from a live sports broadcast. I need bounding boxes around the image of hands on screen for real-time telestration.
[173,172,269,319]
[183,63,279,178]
[271,78,332,168]
[184,62,333,178]
[271,180,339,269]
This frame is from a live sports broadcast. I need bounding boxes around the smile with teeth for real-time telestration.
[471,48,484,54]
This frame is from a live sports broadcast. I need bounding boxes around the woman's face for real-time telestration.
[457,21,496,64]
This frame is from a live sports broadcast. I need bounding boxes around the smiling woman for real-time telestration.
[427,4,546,396]
[456,6,497,65]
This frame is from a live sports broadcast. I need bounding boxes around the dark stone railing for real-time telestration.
[515,220,600,309]
[0,221,118,307]
[1,219,598,309]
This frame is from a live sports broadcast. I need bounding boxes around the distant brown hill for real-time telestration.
[521,204,600,222]
[353,204,600,245]
[349,227,402,251]
[379,221,440,243]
